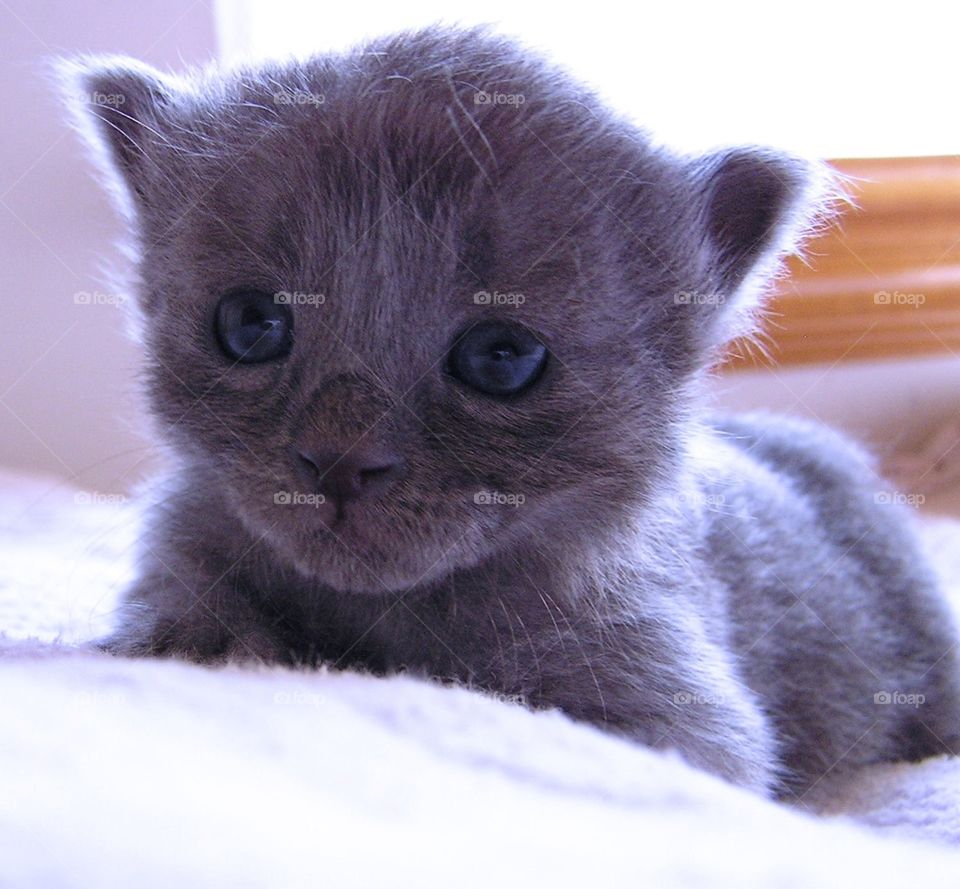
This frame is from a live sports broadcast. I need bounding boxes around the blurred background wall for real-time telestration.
[0,0,216,491]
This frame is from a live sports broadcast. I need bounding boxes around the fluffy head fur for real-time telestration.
[64,28,823,593]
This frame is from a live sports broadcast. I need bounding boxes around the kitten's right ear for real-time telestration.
[59,57,178,212]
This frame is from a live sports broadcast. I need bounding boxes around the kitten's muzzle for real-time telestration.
[292,445,406,514]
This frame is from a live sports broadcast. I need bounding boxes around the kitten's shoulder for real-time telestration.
[702,411,881,493]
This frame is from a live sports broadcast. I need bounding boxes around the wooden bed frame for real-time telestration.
[725,156,960,369]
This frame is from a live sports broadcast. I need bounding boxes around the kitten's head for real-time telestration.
[65,28,824,594]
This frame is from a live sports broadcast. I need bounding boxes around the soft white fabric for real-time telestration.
[3,469,960,886]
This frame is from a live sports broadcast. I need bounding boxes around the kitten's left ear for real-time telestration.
[690,147,834,347]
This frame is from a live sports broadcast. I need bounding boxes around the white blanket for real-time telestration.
[3,470,960,886]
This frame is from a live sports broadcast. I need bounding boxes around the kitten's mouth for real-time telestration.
[257,492,503,595]
[288,529,461,595]
[275,495,385,538]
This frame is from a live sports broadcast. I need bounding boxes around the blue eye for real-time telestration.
[448,321,548,396]
[215,290,293,364]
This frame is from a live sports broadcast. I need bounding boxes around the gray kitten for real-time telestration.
[66,27,960,798]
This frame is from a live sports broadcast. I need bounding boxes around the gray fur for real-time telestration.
[63,27,960,798]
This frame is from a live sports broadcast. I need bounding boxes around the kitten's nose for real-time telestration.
[292,445,405,506]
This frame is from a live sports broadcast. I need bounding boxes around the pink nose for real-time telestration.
[292,446,405,506]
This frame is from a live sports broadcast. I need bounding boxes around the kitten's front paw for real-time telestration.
[97,615,230,662]
[96,629,162,658]
[98,614,289,666]
[222,629,289,665]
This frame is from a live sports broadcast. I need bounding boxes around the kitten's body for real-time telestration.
[68,28,960,797]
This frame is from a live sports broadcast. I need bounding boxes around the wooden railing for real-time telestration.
[726,156,960,368]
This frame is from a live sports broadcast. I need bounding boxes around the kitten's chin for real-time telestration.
[223,483,534,594]
[287,548,455,595]
[256,510,500,595]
